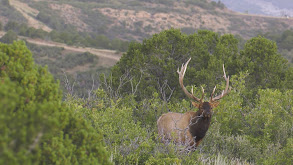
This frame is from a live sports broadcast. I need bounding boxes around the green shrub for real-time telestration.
[0,41,110,164]
[0,30,18,44]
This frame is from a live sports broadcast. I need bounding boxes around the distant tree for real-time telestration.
[4,21,19,32]
[280,35,293,51]
[240,36,289,89]
[36,11,51,24]
[0,30,18,44]
[1,0,10,7]
[218,1,226,9]
[262,30,293,51]
[0,21,3,31]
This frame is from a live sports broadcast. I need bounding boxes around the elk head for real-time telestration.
[157,58,231,151]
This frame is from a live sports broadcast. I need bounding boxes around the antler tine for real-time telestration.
[211,64,231,102]
[200,86,205,102]
[210,86,216,102]
[177,58,203,102]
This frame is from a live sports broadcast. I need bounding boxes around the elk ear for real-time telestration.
[192,102,200,108]
[210,101,220,108]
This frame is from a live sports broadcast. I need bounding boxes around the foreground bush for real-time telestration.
[65,72,292,164]
[0,41,110,164]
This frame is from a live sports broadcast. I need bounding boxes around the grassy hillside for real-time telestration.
[0,0,25,24]
[2,0,293,42]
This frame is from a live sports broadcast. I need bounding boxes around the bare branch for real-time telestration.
[158,79,175,102]
[62,71,75,95]
[87,75,95,101]
[26,132,43,155]
[132,69,143,95]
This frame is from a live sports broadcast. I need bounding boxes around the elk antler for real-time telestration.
[177,58,204,102]
[210,64,231,102]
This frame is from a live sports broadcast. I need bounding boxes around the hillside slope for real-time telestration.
[9,0,52,32]
[0,30,121,67]
[218,0,293,17]
[2,0,293,41]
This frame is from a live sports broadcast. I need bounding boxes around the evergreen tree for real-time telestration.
[240,36,289,89]
[109,29,240,100]
[0,41,111,164]
[108,29,292,101]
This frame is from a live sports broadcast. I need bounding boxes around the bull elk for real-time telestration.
[157,58,231,150]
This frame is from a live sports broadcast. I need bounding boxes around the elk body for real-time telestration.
[157,58,231,150]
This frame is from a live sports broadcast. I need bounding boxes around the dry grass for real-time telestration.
[49,3,91,32]
[8,0,293,40]
[97,7,230,34]
[96,1,293,39]
[10,0,52,32]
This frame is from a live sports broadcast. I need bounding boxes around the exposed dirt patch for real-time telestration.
[23,37,121,64]
[96,2,293,39]
[10,0,52,32]
[1,32,122,67]
[7,0,293,41]
[0,31,5,38]
[49,4,91,32]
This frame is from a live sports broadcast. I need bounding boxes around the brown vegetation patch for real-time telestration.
[96,1,293,39]
[97,7,231,35]
[65,63,92,74]
[8,0,293,41]
[0,16,8,25]
[49,4,91,32]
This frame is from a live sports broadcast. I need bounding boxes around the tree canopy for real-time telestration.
[109,29,292,101]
